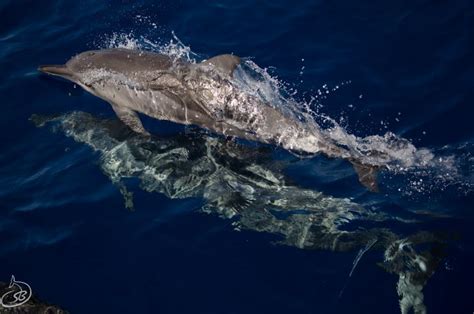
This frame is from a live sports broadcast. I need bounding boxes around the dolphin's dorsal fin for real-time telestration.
[350,161,379,192]
[201,54,241,77]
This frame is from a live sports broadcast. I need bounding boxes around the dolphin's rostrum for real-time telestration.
[39,48,379,190]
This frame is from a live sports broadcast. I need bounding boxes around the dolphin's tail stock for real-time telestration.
[349,160,380,192]
[287,135,380,192]
[303,136,380,192]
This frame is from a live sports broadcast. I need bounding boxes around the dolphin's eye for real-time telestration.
[88,52,96,56]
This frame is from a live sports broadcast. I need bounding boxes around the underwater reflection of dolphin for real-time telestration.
[32,111,445,314]
[38,48,379,191]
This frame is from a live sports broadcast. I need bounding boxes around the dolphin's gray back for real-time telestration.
[67,48,175,75]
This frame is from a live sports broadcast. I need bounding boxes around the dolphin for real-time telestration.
[38,48,379,191]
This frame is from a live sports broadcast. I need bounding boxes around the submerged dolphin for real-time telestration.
[32,110,446,314]
[38,48,379,190]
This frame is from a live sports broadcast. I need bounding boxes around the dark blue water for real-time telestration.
[1,1,473,313]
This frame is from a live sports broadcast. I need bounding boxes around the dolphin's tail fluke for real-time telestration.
[350,160,380,192]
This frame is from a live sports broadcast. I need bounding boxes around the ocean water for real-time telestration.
[1,1,473,313]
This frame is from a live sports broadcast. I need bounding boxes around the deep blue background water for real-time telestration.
[1,1,473,313]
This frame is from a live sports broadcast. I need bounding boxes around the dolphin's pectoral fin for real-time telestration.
[109,178,134,211]
[111,104,150,136]
[118,181,134,211]
[350,161,379,192]
[201,54,241,77]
